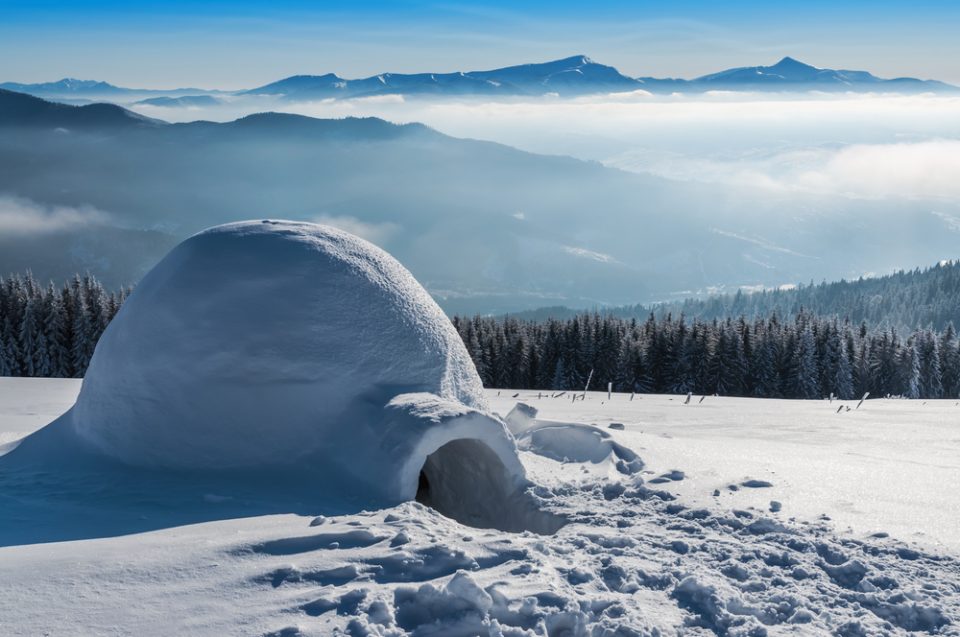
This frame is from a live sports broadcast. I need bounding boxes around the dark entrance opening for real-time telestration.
[414,438,565,535]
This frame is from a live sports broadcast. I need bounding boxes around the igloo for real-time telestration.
[23,220,561,533]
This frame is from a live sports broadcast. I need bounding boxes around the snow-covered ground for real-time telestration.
[1,378,958,636]
[489,390,960,554]
[0,377,79,445]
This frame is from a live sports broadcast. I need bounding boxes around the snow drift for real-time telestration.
[505,403,643,476]
[7,220,560,532]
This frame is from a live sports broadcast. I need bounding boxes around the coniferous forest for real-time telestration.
[516,260,960,332]
[2,270,959,399]
[637,260,960,332]
[0,273,128,377]
[452,312,960,399]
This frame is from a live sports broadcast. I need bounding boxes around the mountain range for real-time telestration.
[3,56,955,103]
[0,87,161,128]
[0,78,221,102]
[638,56,956,93]
[2,88,959,315]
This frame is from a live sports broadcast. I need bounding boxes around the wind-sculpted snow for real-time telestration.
[506,402,644,476]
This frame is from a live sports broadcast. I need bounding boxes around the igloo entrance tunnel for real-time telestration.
[27,220,563,533]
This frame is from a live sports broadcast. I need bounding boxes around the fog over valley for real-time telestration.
[2,82,959,313]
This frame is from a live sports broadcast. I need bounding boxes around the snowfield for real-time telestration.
[2,379,958,636]
[487,390,960,554]
[0,377,79,446]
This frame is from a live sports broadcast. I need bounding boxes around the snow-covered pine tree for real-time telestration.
[853,340,871,398]
[0,316,17,376]
[750,329,779,398]
[621,336,651,393]
[536,319,563,389]
[463,321,487,381]
[504,323,530,389]
[917,330,943,398]
[940,324,960,398]
[70,294,93,378]
[899,342,922,399]
[869,330,899,397]
[723,320,748,395]
[551,356,569,391]
[793,325,821,399]
[687,323,713,395]
[18,294,44,377]
[668,317,694,394]
[824,324,854,400]
[832,334,854,400]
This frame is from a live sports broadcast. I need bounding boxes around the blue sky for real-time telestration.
[2,0,959,88]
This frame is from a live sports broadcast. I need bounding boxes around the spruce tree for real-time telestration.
[793,326,821,399]
[899,343,922,399]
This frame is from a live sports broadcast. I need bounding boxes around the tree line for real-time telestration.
[2,270,959,400]
[452,311,960,399]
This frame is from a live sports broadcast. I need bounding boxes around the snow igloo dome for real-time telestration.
[66,221,550,530]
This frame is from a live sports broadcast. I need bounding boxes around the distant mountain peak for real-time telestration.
[56,78,114,87]
[770,56,815,70]
[0,77,123,95]
[294,72,343,81]
[557,54,593,66]
[678,55,955,91]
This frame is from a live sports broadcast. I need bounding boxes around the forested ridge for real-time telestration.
[644,260,960,331]
[518,260,960,332]
[2,270,960,399]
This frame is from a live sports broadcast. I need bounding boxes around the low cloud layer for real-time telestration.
[794,140,960,200]
[132,92,960,203]
[0,196,108,235]
[309,214,399,246]
[613,139,960,201]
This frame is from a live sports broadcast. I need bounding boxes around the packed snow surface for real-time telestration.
[2,381,960,636]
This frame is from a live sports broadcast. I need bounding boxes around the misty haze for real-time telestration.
[3,70,960,314]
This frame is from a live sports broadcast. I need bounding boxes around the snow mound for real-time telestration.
[14,221,555,530]
[506,403,643,475]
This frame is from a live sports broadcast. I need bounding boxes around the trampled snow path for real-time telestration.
[487,390,960,554]
[1,381,959,636]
